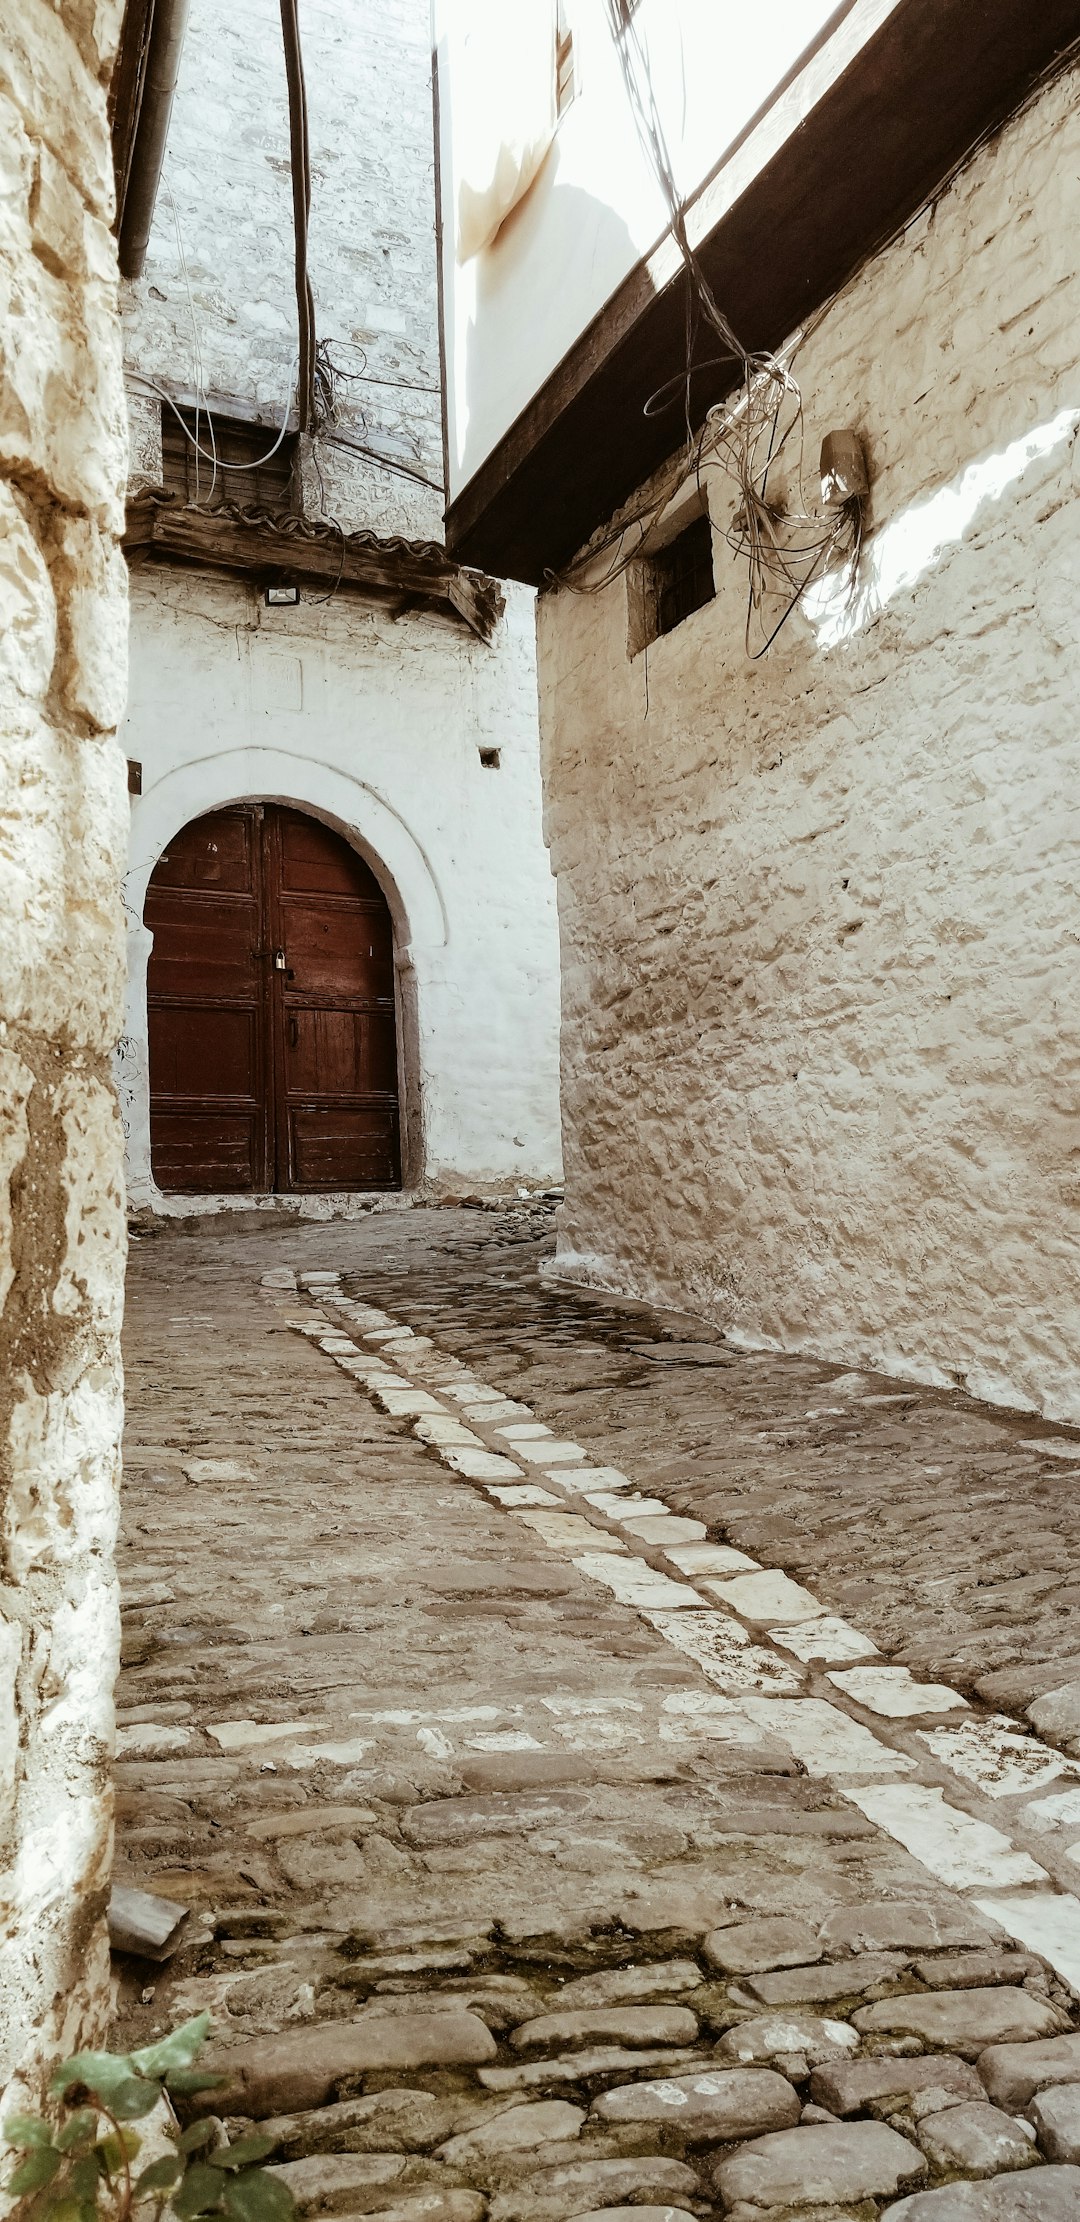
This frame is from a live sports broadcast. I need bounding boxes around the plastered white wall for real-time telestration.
[120,569,562,1199]
[0,0,128,2117]
[119,0,563,1196]
[538,64,1080,1421]
[435,0,868,495]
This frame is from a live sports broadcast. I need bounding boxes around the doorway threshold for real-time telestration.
[129,1189,414,1226]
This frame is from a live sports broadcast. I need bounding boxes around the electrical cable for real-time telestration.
[279,0,317,434]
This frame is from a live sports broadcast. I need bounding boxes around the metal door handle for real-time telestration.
[288,1015,299,1048]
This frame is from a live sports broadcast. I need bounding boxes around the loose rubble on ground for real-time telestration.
[113,1206,1080,2219]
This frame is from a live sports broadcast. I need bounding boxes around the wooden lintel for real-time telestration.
[122,496,504,641]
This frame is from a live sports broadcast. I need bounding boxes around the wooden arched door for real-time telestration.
[146,805,401,1193]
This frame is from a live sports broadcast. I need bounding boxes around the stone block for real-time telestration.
[510,2006,699,2053]
[438,2100,586,2164]
[977,2034,1080,2112]
[1028,1682,1080,1754]
[1031,2084,1080,2165]
[916,2102,1039,2178]
[704,1917,822,1975]
[810,2054,984,2116]
[402,1792,586,1846]
[882,2166,1080,2217]
[711,2120,926,2209]
[258,2092,457,2159]
[745,1952,908,2006]
[488,2155,699,2222]
[820,1904,996,1956]
[717,2014,859,2072]
[704,1570,826,1625]
[203,2014,498,2115]
[551,1961,703,2011]
[267,2153,406,2212]
[852,1986,1060,2057]
[590,2065,800,2142]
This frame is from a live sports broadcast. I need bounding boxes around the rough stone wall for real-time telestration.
[0,0,128,2112]
[123,0,444,538]
[538,64,1080,1422]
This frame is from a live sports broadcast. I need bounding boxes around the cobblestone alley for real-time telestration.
[113,1205,1080,2218]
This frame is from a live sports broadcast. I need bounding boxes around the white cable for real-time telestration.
[127,368,300,475]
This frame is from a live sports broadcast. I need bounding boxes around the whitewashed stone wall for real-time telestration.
[539,65,1080,1421]
[0,0,128,2112]
[120,0,562,1197]
[121,569,561,1200]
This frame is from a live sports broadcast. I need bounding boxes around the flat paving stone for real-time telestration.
[590,2066,800,2142]
[267,2152,407,2211]
[1030,2084,1080,2164]
[488,2156,700,2222]
[978,2034,1080,2111]
[915,2102,1039,2178]
[852,1986,1061,2056]
[883,2168,1080,2218]
[712,2119,926,2209]
[716,2012,860,2070]
[743,1950,908,2006]
[547,1963,704,2010]
[509,2007,700,2053]
[810,2054,985,2116]
[438,2101,586,2163]
[205,2016,498,2115]
[703,1918,822,1975]
[258,2094,458,2159]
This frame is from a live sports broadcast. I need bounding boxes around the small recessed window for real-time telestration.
[556,2,575,115]
[160,403,299,513]
[479,747,501,769]
[630,511,715,653]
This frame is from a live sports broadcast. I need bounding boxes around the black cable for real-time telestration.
[279,0,316,434]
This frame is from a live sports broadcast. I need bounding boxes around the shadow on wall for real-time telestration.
[463,163,651,505]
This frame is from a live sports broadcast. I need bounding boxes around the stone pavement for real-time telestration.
[112,1205,1080,2218]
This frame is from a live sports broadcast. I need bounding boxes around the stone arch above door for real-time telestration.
[128,748,448,956]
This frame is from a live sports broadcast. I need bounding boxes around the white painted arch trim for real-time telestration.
[126,747,449,952]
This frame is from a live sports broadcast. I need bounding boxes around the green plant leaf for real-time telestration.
[3,2115,54,2150]
[55,2112,99,2154]
[52,2054,137,2104]
[178,2123,217,2157]
[105,2077,161,2122]
[205,2137,277,2173]
[165,2073,227,2099]
[135,2155,185,2195]
[131,2018,211,2080]
[170,2161,225,2219]
[70,2154,105,2199]
[220,2169,294,2222]
[7,2145,61,2194]
[46,2197,90,2222]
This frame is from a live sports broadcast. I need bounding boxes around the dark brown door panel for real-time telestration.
[149,1110,262,1193]
[287,1105,400,1190]
[146,803,401,1194]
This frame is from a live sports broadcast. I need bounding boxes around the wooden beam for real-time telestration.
[123,494,504,641]
[443,0,1080,584]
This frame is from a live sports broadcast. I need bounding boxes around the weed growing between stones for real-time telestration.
[3,2017,294,2222]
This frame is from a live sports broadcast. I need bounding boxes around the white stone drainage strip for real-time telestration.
[265,1268,1080,1998]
